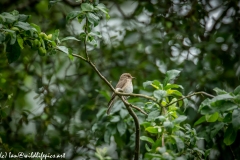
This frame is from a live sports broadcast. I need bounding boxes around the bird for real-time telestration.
[107,73,135,115]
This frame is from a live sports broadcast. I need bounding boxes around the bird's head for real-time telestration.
[119,73,135,81]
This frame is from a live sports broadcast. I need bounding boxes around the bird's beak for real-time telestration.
[131,76,135,79]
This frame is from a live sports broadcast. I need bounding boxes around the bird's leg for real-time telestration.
[116,88,127,99]
[117,88,124,92]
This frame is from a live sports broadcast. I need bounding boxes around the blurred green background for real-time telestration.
[0,0,239,159]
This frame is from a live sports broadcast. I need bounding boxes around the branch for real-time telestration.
[72,54,115,92]
[165,91,215,107]
[130,104,148,116]
[115,92,157,103]
[72,53,156,104]
[162,133,165,147]
[120,96,140,160]
[72,53,87,62]
[120,96,147,115]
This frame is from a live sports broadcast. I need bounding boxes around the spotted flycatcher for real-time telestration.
[107,73,135,115]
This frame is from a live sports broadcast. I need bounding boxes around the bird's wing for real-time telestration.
[107,78,129,114]
[116,78,128,90]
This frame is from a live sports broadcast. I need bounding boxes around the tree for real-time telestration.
[0,0,240,159]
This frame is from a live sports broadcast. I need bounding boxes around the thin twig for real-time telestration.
[230,146,236,160]
[165,91,215,107]
[130,104,148,115]
[162,133,165,147]
[115,92,157,103]
[72,53,87,62]
[119,96,147,115]
[120,96,140,160]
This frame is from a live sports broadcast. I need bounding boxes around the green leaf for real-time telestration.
[163,121,174,129]
[213,87,228,95]
[92,123,98,132]
[104,130,111,144]
[147,110,160,121]
[0,32,5,44]
[151,80,162,89]
[17,35,24,49]
[95,3,110,19]
[211,101,237,112]
[167,89,182,97]
[140,136,154,144]
[194,116,206,126]
[66,11,81,21]
[52,29,60,42]
[2,29,15,34]
[96,108,105,119]
[61,36,81,42]
[232,109,240,130]
[143,81,153,89]
[164,84,183,90]
[224,124,237,146]
[6,42,21,63]
[157,146,166,154]
[81,3,94,12]
[120,109,128,119]
[79,32,86,41]
[145,143,151,152]
[145,127,158,134]
[68,48,73,60]
[110,116,120,123]
[145,153,163,158]
[141,122,151,129]
[0,12,17,23]
[86,12,99,26]
[173,136,185,151]
[89,32,102,38]
[193,147,205,156]
[40,37,45,49]
[223,112,232,122]
[57,46,70,55]
[182,98,188,111]
[117,121,127,136]
[153,90,166,101]
[210,122,224,138]
[14,21,31,30]
[211,94,234,101]
[234,85,240,95]
[10,32,16,44]
[18,14,30,22]
[199,98,215,115]
[173,115,187,124]
[206,112,219,122]
[145,102,157,110]
[163,70,181,86]
[30,23,41,32]
[155,115,166,122]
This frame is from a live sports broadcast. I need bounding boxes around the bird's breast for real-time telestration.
[123,81,133,93]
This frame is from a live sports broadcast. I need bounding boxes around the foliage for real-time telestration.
[0,0,240,160]
[195,86,240,146]
[140,71,206,159]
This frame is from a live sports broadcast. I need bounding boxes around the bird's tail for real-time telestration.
[107,103,113,115]
[107,94,116,115]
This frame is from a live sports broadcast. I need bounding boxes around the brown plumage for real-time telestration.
[107,73,134,115]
